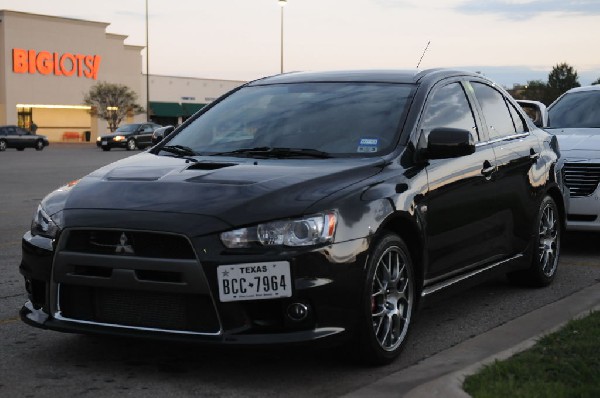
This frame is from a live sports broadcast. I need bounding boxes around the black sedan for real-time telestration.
[0,125,49,151]
[96,122,161,151]
[20,69,567,364]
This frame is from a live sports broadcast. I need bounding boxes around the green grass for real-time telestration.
[463,311,600,398]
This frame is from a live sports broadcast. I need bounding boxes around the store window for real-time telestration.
[18,107,33,130]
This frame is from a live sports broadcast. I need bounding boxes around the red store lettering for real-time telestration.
[12,48,101,80]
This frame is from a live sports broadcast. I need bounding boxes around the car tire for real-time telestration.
[35,140,44,151]
[126,138,136,151]
[358,233,416,365]
[508,195,561,287]
[102,147,111,151]
[0,140,6,151]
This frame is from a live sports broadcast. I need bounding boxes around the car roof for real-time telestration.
[563,85,600,94]
[247,68,485,86]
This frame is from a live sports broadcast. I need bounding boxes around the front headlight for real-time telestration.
[113,135,126,142]
[220,212,337,249]
[31,205,61,239]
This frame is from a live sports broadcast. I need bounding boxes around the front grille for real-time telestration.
[59,285,220,333]
[564,163,600,197]
[65,230,195,259]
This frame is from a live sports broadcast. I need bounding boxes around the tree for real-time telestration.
[83,82,145,132]
[546,62,580,104]
[511,80,550,104]
[592,77,600,85]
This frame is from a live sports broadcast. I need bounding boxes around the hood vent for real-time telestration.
[186,162,237,170]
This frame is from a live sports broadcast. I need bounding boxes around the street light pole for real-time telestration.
[279,0,286,74]
[145,0,150,121]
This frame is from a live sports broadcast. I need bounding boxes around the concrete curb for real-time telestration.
[405,301,600,398]
[343,282,600,398]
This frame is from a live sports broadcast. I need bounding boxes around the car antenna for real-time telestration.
[416,40,431,69]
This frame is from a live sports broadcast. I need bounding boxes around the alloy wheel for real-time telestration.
[370,245,413,352]
[538,202,559,277]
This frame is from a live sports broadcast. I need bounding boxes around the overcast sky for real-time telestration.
[3,0,600,87]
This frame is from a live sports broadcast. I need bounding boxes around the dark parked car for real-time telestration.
[0,125,49,151]
[21,69,567,364]
[96,122,161,151]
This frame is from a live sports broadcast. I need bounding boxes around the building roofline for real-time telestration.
[125,44,146,51]
[0,9,110,27]
[106,33,129,40]
[144,73,247,84]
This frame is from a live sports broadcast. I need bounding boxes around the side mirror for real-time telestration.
[151,125,175,145]
[425,128,475,159]
[516,100,548,128]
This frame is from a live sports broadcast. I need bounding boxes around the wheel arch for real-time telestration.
[375,213,425,298]
[545,185,567,232]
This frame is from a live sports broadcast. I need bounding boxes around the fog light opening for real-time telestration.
[286,302,309,322]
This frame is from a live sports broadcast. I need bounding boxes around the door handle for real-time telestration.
[481,166,495,175]
[530,149,540,162]
[481,160,496,179]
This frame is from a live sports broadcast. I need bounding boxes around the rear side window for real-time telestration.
[471,83,516,139]
[507,102,526,133]
[421,82,480,142]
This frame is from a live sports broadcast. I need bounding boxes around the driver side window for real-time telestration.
[420,82,480,146]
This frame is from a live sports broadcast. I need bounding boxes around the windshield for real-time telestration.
[548,90,600,129]
[116,124,140,133]
[164,82,414,157]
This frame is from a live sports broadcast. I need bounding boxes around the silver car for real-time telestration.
[520,85,600,231]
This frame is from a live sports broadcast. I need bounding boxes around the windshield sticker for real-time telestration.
[357,138,379,153]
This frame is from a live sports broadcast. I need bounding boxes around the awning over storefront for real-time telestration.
[182,103,206,117]
[149,102,184,117]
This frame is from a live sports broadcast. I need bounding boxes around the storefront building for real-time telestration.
[0,10,245,142]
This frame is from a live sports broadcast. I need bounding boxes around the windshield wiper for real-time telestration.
[210,147,272,157]
[160,145,199,162]
[211,147,331,159]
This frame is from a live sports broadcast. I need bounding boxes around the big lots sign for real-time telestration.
[12,48,101,80]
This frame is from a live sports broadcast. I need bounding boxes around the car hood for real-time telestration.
[48,153,386,228]
[549,128,600,161]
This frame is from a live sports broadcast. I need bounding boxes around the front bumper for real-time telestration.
[566,190,600,231]
[19,214,368,345]
[96,139,126,149]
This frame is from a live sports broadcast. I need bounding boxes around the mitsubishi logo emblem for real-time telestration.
[115,232,135,254]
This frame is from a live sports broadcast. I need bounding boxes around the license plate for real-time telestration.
[101,141,107,145]
[217,261,292,302]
